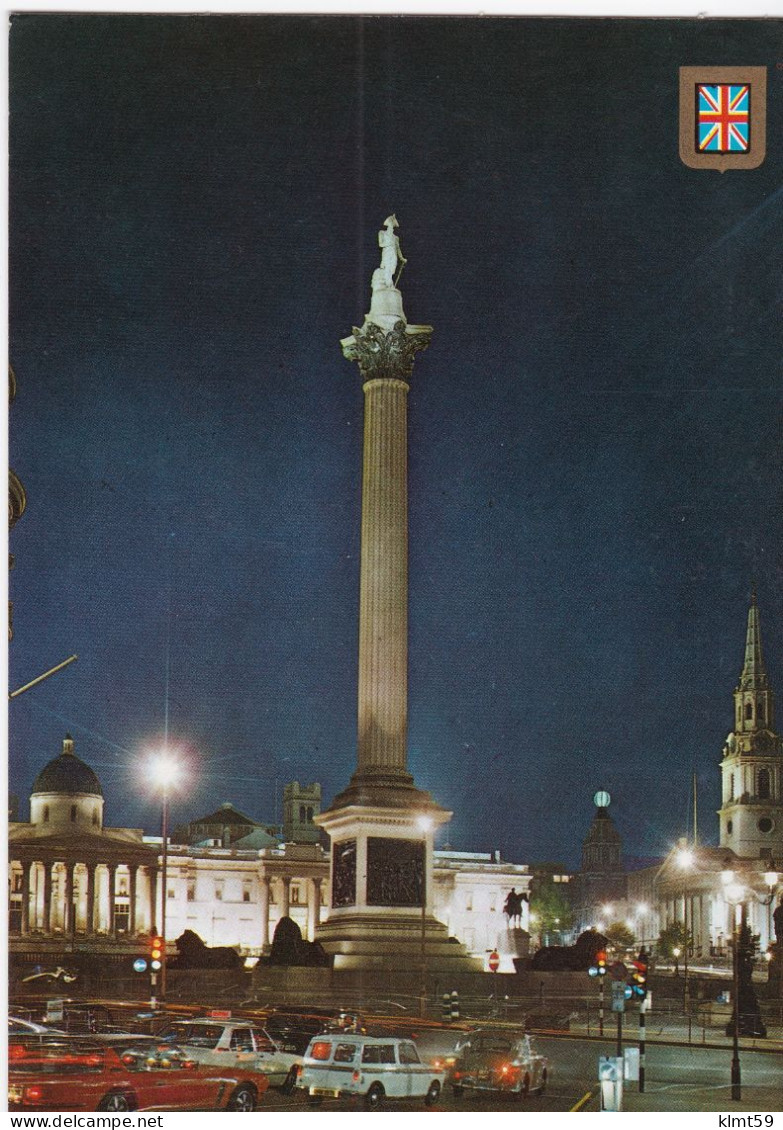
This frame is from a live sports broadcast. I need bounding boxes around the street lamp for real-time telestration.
[150,752,180,1003]
[723,878,745,1102]
[416,815,434,1018]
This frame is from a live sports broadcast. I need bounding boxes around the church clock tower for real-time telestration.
[719,592,783,860]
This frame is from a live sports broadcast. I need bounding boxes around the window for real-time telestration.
[43,806,49,823]
[745,702,753,721]
[214,882,224,901]
[300,805,306,823]
[243,886,252,903]
[758,769,771,800]
[333,1043,357,1064]
[306,806,313,822]
[70,805,77,822]
[290,885,301,905]
[167,887,175,900]
[230,1029,254,1051]
[758,818,773,833]
[311,1041,332,1061]
[727,820,733,834]
[362,1044,396,1064]
[186,883,195,902]
[398,1042,420,1065]
[757,701,765,722]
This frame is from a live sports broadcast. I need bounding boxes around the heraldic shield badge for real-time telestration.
[680,66,767,171]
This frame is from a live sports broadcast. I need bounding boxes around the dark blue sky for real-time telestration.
[9,15,783,868]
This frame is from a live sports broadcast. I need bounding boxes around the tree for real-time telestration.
[656,920,690,961]
[605,921,636,953]
[529,883,574,945]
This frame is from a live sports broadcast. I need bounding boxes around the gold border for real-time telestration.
[679,67,766,172]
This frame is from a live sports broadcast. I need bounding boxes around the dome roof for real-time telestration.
[32,735,103,798]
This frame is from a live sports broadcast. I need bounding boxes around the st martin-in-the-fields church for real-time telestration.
[627,592,783,957]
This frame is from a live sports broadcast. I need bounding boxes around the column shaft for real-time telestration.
[260,877,270,951]
[357,378,409,775]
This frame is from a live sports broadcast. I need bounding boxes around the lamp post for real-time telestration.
[723,879,745,1102]
[150,752,180,1003]
[416,815,434,1018]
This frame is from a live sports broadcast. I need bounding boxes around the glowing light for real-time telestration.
[677,849,694,869]
[148,751,180,790]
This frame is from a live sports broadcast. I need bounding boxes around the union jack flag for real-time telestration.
[697,84,750,152]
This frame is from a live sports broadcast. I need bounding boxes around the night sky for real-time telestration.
[9,14,783,869]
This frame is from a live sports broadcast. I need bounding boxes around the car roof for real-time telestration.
[175,1018,260,1029]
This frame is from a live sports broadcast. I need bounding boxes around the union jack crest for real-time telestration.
[697,84,750,152]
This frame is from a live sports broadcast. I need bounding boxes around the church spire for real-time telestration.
[739,587,768,691]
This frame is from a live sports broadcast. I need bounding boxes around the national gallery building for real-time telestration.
[9,737,531,972]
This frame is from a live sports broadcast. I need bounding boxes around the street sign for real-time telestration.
[611,981,626,1013]
[133,958,148,973]
[609,961,628,981]
[488,950,500,972]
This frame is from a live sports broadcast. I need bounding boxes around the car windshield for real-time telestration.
[9,1043,106,1074]
[172,1023,224,1047]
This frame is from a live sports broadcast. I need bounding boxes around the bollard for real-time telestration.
[598,1056,623,1112]
[450,990,460,1020]
[442,993,451,1022]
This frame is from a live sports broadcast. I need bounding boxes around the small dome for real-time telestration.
[32,734,103,798]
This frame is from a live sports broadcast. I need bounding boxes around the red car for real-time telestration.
[8,1040,270,1111]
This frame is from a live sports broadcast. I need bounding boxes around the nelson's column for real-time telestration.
[316,218,480,973]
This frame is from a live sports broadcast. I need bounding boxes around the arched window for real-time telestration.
[757,700,765,722]
[299,805,306,823]
[70,804,77,822]
[745,702,753,721]
[307,806,313,822]
[758,768,771,800]
[43,805,49,823]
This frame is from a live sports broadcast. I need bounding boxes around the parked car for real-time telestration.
[448,1029,549,1098]
[8,1038,270,1111]
[297,1033,444,1109]
[9,1017,64,1036]
[158,1015,300,1092]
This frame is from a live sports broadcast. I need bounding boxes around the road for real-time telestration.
[256,1035,782,1113]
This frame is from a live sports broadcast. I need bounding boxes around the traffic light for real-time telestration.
[630,951,648,1000]
[150,935,164,971]
[588,949,608,978]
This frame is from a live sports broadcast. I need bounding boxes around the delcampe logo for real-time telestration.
[680,67,766,171]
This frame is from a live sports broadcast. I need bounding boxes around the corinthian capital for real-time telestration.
[342,320,432,381]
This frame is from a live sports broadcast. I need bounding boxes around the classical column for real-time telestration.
[259,876,270,951]
[63,864,74,936]
[85,865,95,936]
[43,863,53,933]
[20,861,31,935]
[279,876,290,918]
[307,878,322,940]
[129,866,137,935]
[107,864,117,937]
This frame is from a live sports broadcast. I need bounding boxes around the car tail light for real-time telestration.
[24,1086,43,1103]
[351,1070,361,1083]
[296,1065,303,1078]
[452,1070,461,1080]
[9,1045,27,1059]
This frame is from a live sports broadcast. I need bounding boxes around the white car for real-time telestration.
[298,1034,445,1109]
[160,1016,300,1092]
